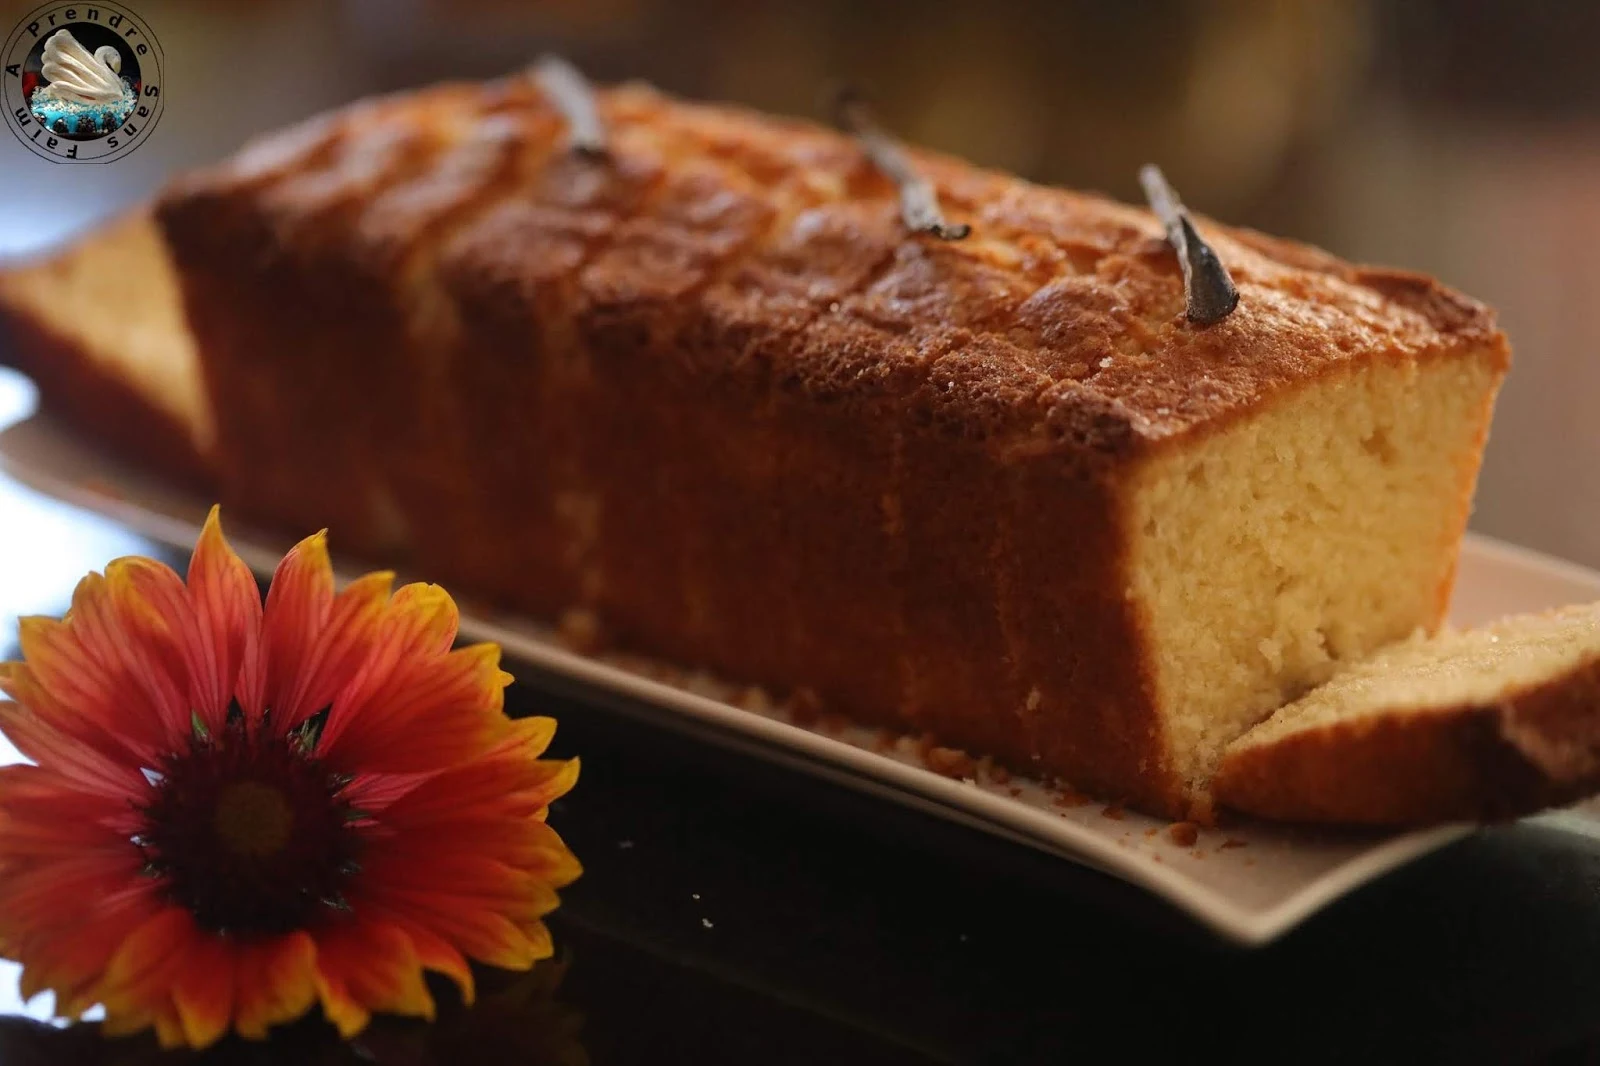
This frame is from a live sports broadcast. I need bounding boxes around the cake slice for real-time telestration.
[0,212,212,488]
[1216,603,1600,824]
[2,76,1512,818]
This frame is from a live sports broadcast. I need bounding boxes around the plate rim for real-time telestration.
[4,412,1597,945]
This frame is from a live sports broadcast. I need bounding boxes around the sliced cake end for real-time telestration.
[0,211,213,489]
[1215,602,1600,824]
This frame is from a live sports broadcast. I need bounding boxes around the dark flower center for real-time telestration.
[137,716,360,935]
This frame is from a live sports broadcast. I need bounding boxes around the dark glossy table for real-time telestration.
[1,375,1600,1066]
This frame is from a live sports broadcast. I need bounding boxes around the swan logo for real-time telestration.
[2,3,164,162]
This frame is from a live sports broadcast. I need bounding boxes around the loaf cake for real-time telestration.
[1217,603,1600,824]
[0,75,1510,819]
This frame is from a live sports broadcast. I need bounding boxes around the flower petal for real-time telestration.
[12,550,233,762]
[376,753,579,826]
[340,769,434,813]
[315,583,463,758]
[0,701,146,802]
[171,923,235,1050]
[356,887,551,972]
[369,803,581,888]
[0,765,141,841]
[270,570,395,737]
[74,561,195,754]
[521,920,554,962]
[313,918,434,1038]
[98,907,193,1011]
[100,995,188,1051]
[185,506,263,733]
[359,900,475,1005]
[1,852,157,1016]
[500,715,558,760]
[233,932,318,1040]
[251,530,334,727]
[97,908,237,1050]
[0,848,149,930]
[76,904,193,1040]
[320,643,512,775]
[413,822,583,887]
[105,556,205,747]
[385,582,460,657]
[365,854,561,922]
[9,613,157,766]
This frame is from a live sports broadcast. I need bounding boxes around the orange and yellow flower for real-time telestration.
[0,508,580,1048]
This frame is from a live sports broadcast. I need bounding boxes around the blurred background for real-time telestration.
[1,0,1598,568]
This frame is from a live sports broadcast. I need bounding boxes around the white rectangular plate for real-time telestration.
[4,411,1599,946]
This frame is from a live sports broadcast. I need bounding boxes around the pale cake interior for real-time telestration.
[1127,351,1503,795]
[1233,602,1600,752]
[0,213,211,450]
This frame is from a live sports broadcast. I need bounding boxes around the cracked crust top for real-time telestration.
[158,76,1509,474]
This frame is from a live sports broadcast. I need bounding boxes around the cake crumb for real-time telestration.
[682,672,724,700]
[1024,687,1042,713]
[817,712,851,734]
[1007,786,1024,798]
[555,608,604,654]
[1100,804,1125,821]
[924,745,977,780]
[701,918,714,929]
[735,686,774,714]
[1220,838,1249,850]
[1143,827,1160,839]
[784,687,824,727]
[617,840,634,850]
[1053,787,1090,809]
[976,756,1012,785]
[1189,850,1206,861]
[1167,821,1200,847]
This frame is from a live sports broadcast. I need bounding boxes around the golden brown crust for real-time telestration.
[1214,657,1600,825]
[140,76,1509,817]
[162,79,1509,465]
